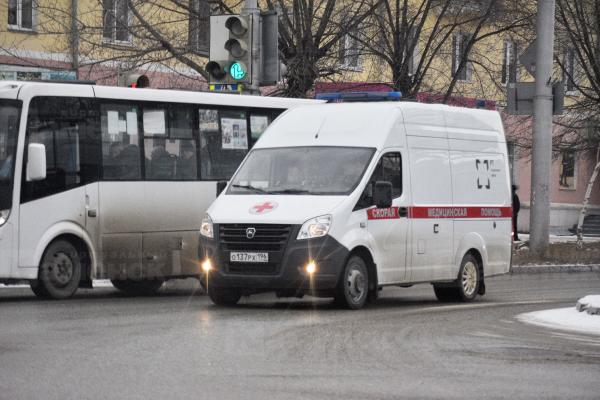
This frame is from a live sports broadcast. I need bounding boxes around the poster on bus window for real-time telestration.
[199,109,219,131]
[221,118,248,150]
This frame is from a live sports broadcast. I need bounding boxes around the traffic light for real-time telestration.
[206,15,253,85]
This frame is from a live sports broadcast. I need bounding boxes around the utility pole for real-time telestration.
[529,0,556,256]
[242,0,261,95]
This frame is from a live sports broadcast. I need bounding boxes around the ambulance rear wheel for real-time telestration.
[434,254,480,302]
[335,255,369,310]
[433,286,459,302]
[208,287,241,306]
[456,254,480,301]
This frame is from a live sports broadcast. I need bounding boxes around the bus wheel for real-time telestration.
[30,240,82,300]
[334,255,369,310]
[110,279,163,296]
[208,287,241,306]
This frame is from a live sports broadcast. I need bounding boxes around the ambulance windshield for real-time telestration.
[229,146,375,195]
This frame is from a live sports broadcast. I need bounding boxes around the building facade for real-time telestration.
[1,0,599,233]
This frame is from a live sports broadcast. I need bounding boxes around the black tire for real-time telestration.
[111,279,164,296]
[30,239,82,300]
[334,255,369,310]
[433,253,481,303]
[208,286,241,306]
[433,285,460,302]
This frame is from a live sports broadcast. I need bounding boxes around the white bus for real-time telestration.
[0,81,318,299]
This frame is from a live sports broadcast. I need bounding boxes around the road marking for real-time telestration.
[415,299,560,314]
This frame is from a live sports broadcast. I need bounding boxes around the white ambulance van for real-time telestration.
[199,102,512,309]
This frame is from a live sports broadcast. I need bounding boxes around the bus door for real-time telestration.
[19,97,98,271]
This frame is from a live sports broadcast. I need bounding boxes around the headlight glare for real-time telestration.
[297,215,332,240]
[0,209,9,227]
[200,214,214,239]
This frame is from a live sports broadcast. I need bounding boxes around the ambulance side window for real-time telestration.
[354,152,402,210]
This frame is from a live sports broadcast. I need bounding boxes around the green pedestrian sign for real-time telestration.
[229,62,247,80]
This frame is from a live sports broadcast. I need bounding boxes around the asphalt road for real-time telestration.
[1,271,599,400]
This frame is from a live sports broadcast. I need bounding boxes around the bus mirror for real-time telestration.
[216,180,228,196]
[373,181,392,208]
[26,143,46,182]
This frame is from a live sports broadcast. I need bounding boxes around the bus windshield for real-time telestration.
[229,146,375,195]
[0,99,20,210]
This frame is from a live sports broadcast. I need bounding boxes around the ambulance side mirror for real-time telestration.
[373,181,392,208]
[216,180,228,196]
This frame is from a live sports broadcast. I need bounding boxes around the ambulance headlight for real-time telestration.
[200,214,214,239]
[297,215,332,240]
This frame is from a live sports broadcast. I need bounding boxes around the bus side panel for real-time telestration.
[98,182,145,279]
[101,234,142,280]
[449,141,512,276]
[99,181,216,279]
[18,188,86,268]
[141,181,217,277]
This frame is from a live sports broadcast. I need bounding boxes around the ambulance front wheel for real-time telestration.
[335,255,369,310]
[208,286,242,306]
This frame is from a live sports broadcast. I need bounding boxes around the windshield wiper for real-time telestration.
[268,188,312,194]
[231,184,268,194]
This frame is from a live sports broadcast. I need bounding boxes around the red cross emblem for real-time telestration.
[249,201,278,214]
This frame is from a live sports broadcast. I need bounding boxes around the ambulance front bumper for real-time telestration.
[199,224,349,294]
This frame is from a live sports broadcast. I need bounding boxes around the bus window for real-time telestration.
[101,104,141,180]
[142,105,198,180]
[250,114,269,143]
[199,108,248,180]
[22,97,98,203]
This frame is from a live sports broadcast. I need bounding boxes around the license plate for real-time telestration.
[230,252,269,263]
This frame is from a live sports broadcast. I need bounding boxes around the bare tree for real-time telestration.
[350,0,532,100]
[555,0,600,242]
[261,0,380,97]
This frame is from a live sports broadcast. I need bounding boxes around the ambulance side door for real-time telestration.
[355,151,408,284]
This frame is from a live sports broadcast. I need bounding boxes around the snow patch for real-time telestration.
[518,307,600,336]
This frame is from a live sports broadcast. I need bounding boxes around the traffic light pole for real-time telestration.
[529,0,556,256]
[242,0,261,95]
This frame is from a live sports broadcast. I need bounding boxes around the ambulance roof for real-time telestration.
[256,101,505,149]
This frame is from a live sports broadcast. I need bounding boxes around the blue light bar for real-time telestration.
[316,91,402,102]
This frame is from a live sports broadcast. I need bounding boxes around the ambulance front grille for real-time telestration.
[219,224,293,252]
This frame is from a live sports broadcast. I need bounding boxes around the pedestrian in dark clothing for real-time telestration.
[512,185,520,241]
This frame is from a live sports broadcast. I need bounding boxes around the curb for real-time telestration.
[511,264,600,274]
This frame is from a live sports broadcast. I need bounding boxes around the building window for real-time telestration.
[559,150,576,190]
[563,48,578,93]
[452,32,472,81]
[339,25,361,70]
[103,0,131,43]
[188,0,210,54]
[8,0,34,30]
[502,41,518,85]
